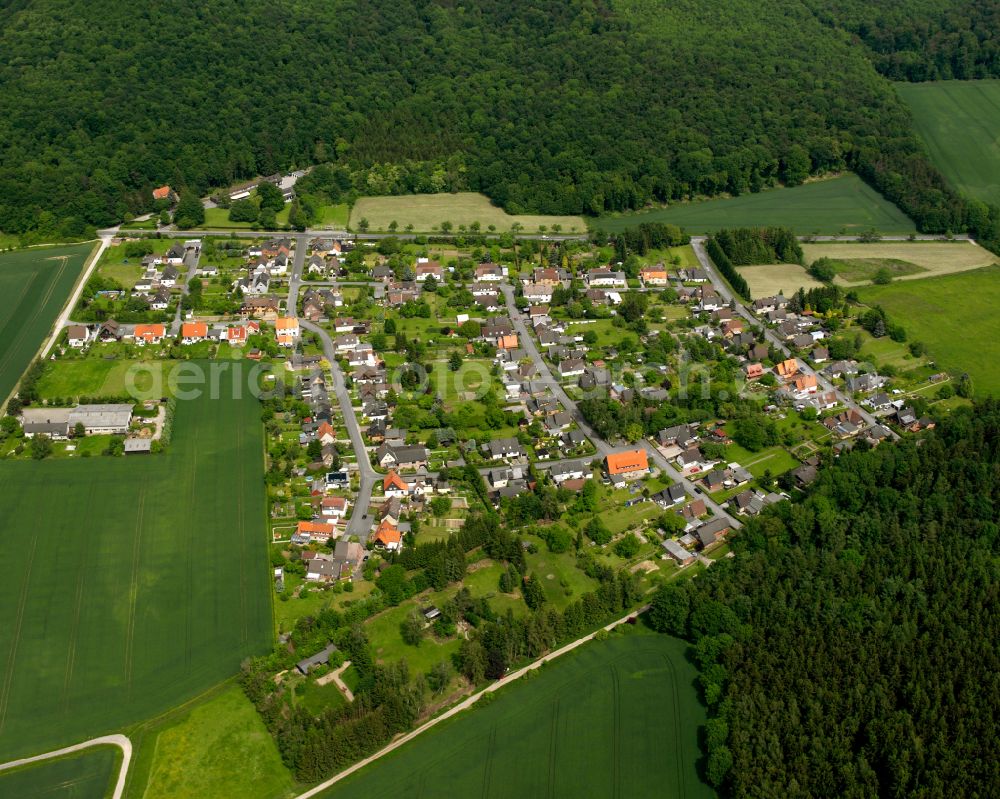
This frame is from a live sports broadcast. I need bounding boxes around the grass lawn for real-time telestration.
[350,193,586,234]
[856,329,929,372]
[0,242,95,406]
[601,501,663,535]
[133,683,295,799]
[857,265,1000,396]
[296,678,348,716]
[525,544,600,609]
[737,263,825,298]
[0,364,272,760]
[0,746,120,798]
[802,241,996,284]
[592,174,915,235]
[365,604,462,677]
[35,358,169,400]
[97,239,174,289]
[315,204,350,228]
[319,634,715,799]
[896,80,1000,205]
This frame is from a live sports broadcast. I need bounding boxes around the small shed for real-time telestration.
[124,438,152,455]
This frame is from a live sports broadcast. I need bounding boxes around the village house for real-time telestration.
[640,264,669,286]
[605,448,649,481]
[275,316,300,348]
[66,324,91,348]
[134,323,166,346]
[181,321,208,344]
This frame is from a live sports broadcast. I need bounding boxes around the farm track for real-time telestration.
[546,699,559,799]
[185,437,199,671]
[664,651,687,798]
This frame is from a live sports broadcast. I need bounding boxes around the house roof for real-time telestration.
[181,322,208,338]
[373,521,401,545]
[297,520,335,536]
[606,449,649,475]
[383,470,409,492]
[276,316,299,331]
[134,323,165,338]
[152,185,172,200]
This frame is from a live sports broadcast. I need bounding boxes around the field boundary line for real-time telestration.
[663,651,687,798]
[546,699,559,799]
[610,665,621,799]
[0,734,132,799]
[291,604,649,798]
[0,534,39,735]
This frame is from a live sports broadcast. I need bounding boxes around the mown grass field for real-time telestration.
[802,241,996,284]
[593,174,915,234]
[0,367,272,760]
[132,684,295,799]
[0,746,119,798]
[858,266,1000,396]
[896,80,1000,205]
[737,263,825,298]
[322,633,715,799]
[350,193,586,234]
[0,243,95,406]
[35,358,169,401]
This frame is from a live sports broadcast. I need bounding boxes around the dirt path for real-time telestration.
[316,660,355,702]
[292,605,649,799]
[0,734,132,799]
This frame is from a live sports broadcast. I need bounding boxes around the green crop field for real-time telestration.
[322,634,715,799]
[858,265,1000,396]
[593,174,915,234]
[0,746,119,798]
[350,193,586,234]
[0,365,272,761]
[0,243,95,407]
[896,80,1000,205]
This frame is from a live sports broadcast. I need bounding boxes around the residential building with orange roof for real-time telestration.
[605,448,649,481]
[744,362,764,379]
[133,323,166,345]
[181,322,208,343]
[316,422,336,445]
[226,325,248,345]
[793,374,818,394]
[321,496,349,518]
[776,358,799,378]
[295,520,336,542]
[276,316,300,348]
[383,470,410,497]
[498,334,519,350]
[372,520,402,550]
[152,185,172,201]
[640,264,669,285]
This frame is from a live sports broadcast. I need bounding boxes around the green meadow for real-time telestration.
[593,174,915,234]
[897,80,1000,205]
[858,266,1000,396]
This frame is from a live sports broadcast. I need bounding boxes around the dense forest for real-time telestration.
[650,402,1000,796]
[805,0,1000,81]
[0,0,992,241]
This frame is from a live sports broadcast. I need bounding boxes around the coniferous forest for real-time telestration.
[650,402,1000,796]
[2,0,1000,242]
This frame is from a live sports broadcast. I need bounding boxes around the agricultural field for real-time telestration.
[34,358,169,402]
[0,370,272,761]
[0,746,120,798]
[736,263,825,298]
[350,193,586,234]
[593,174,915,235]
[127,684,295,799]
[896,80,1000,205]
[0,243,95,407]
[321,633,715,799]
[801,241,996,285]
[858,266,1000,396]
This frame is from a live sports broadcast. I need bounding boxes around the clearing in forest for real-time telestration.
[350,193,586,234]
